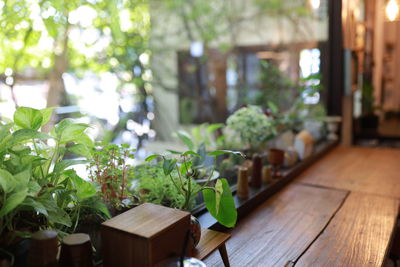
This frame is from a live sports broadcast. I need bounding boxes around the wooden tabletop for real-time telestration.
[296,146,400,198]
[205,184,348,266]
[297,192,399,266]
[204,146,400,267]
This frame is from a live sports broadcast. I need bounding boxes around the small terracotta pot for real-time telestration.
[268,149,284,166]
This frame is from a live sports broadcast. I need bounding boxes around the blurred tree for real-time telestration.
[0,0,151,142]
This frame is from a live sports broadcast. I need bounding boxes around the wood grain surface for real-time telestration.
[296,146,400,198]
[204,184,348,267]
[296,192,399,267]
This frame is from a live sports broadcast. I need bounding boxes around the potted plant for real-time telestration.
[225,105,276,156]
[0,107,109,265]
[145,146,243,248]
[87,143,137,215]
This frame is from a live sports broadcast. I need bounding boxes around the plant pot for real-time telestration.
[189,216,201,250]
[268,149,284,178]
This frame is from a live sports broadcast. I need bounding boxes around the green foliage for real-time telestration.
[250,61,295,110]
[0,107,109,247]
[146,148,241,228]
[132,162,196,209]
[226,105,277,153]
[88,144,136,211]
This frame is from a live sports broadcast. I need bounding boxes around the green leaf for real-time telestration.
[68,144,92,159]
[48,208,72,227]
[176,131,194,150]
[22,197,48,216]
[64,170,96,200]
[179,160,192,176]
[11,129,51,144]
[0,169,15,193]
[55,119,89,144]
[40,107,56,126]
[0,188,28,216]
[54,159,88,174]
[40,198,72,227]
[14,107,43,130]
[14,169,31,190]
[0,123,13,141]
[163,159,177,176]
[203,178,237,228]
[145,154,161,162]
[207,150,245,157]
[74,133,94,148]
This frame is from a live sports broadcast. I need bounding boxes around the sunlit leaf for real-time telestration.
[14,107,43,130]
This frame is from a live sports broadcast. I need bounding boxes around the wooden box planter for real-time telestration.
[101,203,190,267]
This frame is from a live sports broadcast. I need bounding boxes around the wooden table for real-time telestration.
[296,146,400,198]
[204,146,400,267]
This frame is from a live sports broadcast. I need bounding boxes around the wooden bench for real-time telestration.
[189,228,231,267]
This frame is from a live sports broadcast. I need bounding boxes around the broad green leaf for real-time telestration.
[68,144,92,159]
[55,119,89,144]
[14,169,31,190]
[40,107,56,127]
[207,150,244,157]
[0,188,28,216]
[163,159,177,176]
[0,123,13,141]
[176,131,194,150]
[86,198,111,218]
[74,133,94,148]
[40,198,72,227]
[48,208,72,227]
[14,107,43,130]
[27,181,41,195]
[0,169,15,193]
[203,178,237,228]
[145,154,161,162]
[64,170,96,200]
[54,159,88,174]
[0,135,12,153]
[11,129,51,144]
[22,197,48,216]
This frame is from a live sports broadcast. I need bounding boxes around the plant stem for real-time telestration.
[32,138,46,179]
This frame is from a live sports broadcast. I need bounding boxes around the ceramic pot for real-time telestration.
[268,149,284,178]
[189,216,201,249]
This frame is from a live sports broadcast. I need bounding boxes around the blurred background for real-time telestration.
[4,0,392,152]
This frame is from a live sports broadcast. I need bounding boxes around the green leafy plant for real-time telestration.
[226,105,277,154]
[0,107,109,247]
[88,144,136,212]
[132,162,198,210]
[145,148,243,228]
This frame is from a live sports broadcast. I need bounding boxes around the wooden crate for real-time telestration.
[101,203,190,267]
